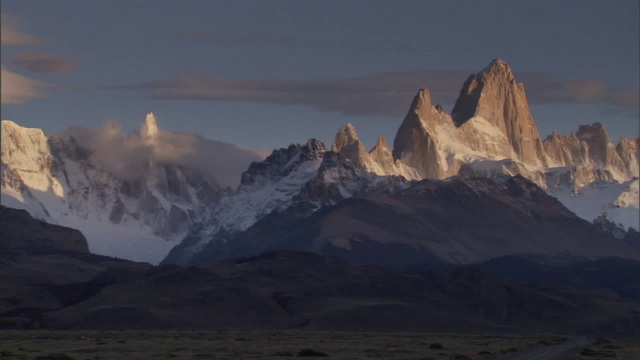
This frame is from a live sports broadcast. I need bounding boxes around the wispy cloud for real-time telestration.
[107,69,639,117]
[521,77,640,108]
[108,70,471,117]
[0,67,51,104]
[0,13,44,46]
[9,52,77,74]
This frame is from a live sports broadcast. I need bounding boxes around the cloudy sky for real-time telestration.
[1,0,638,151]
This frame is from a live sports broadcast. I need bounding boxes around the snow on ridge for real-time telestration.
[549,178,639,231]
[195,156,323,245]
[2,119,226,265]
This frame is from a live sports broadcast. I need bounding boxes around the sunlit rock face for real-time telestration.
[1,118,225,264]
[544,123,639,182]
[368,136,397,175]
[388,60,553,183]
[1,121,65,197]
[325,59,639,230]
[452,59,547,167]
[392,88,448,179]
[331,123,371,167]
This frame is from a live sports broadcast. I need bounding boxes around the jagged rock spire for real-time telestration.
[302,138,326,160]
[330,123,371,167]
[392,88,443,179]
[331,123,361,153]
[140,112,159,140]
[369,135,397,174]
[372,135,388,151]
[451,58,546,166]
[409,88,434,122]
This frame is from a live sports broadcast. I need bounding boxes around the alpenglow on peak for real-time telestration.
[140,112,159,139]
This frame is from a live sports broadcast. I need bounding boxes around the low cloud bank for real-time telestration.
[62,117,262,188]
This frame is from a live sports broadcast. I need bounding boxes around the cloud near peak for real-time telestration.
[62,118,262,187]
[108,69,639,118]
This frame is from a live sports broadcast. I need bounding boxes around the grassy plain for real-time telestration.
[0,330,568,360]
[575,337,640,359]
[2,331,639,359]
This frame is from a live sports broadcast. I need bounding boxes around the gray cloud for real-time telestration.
[108,69,639,117]
[0,67,51,104]
[109,70,469,117]
[0,13,44,46]
[522,77,640,108]
[9,52,77,73]
[62,118,262,187]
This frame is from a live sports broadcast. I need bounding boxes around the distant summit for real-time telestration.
[452,58,546,166]
[327,59,638,230]
[1,114,260,264]
[140,112,159,140]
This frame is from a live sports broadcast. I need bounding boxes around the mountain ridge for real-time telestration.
[2,59,639,266]
[164,59,638,266]
[1,117,260,264]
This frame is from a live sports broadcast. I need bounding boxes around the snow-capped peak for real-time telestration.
[2,117,227,265]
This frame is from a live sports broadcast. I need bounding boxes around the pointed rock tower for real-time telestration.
[451,59,547,167]
[392,88,446,179]
[331,123,371,167]
[369,136,397,174]
[576,122,611,166]
[140,112,159,142]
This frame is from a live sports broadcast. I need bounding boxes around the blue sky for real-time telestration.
[1,0,638,151]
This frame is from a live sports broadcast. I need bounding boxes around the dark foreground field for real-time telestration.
[1,330,638,360]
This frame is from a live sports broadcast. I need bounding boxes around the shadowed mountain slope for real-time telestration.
[1,210,638,336]
[182,176,640,268]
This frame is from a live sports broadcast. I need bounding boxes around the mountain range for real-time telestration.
[2,59,639,268]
